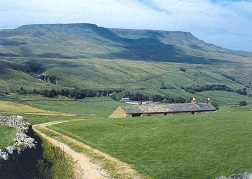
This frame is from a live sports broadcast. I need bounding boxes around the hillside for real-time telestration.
[0,23,252,105]
[1,23,252,61]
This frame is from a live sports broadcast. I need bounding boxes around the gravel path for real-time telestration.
[33,120,143,179]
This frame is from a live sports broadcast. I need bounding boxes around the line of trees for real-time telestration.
[184,84,247,96]
[118,92,187,103]
[18,88,98,99]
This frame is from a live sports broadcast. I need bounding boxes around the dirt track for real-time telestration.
[33,120,143,179]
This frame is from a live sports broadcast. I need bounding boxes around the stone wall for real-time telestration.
[109,107,127,118]
[0,116,36,160]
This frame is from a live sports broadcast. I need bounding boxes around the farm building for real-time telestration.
[109,99,216,118]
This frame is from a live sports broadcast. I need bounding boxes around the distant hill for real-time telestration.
[0,23,252,105]
[1,23,251,62]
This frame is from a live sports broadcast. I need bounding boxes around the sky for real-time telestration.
[1,0,252,52]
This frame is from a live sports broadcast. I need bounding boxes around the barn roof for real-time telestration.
[121,103,216,114]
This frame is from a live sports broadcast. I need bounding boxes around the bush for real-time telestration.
[211,101,219,110]
[179,67,186,72]
[150,95,163,102]
[239,101,247,106]
[236,89,247,96]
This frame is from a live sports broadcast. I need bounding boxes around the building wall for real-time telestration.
[130,111,214,117]
[109,107,216,118]
[108,107,127,118]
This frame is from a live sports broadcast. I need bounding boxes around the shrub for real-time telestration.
[239,101,247,106]
[179,67,186,72]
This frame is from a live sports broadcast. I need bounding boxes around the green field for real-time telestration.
[198,91,252,107]
[22,97,126,117]
[0,100,73,117]
[1,95,252,178]
[0,126,16,148]
[2,95,126,117]
[48,107,252,178]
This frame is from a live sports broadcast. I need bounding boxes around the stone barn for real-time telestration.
[109,100,216,118]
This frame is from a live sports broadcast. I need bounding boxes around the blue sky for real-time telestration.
[0,0,252,52]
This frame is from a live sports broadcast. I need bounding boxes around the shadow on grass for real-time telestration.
[0,127,52,179]
[102,38,237,64]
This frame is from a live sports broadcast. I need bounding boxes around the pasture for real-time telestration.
[1,96,252,178]
[0,100,72,117]
[0,126,16,149]
[49,106,252,178]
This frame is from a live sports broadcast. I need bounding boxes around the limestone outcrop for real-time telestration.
[0,116,36,160]
[216,172,252,179]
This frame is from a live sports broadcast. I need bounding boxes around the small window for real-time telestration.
[132,113,142,117]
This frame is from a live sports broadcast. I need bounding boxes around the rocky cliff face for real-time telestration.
[0,116,36,160]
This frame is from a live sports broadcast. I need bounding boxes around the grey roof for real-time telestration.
[122,106,143,114]
[121,103,216,114]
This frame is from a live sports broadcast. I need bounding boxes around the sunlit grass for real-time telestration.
[49,107,252,178]
[0,100,73,117]
[37,133,74,179]
[0,126,16,148]
[9,96,126,117]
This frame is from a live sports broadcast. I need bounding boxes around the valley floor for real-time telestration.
[1,97,252,178]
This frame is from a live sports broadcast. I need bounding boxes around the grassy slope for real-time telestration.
[0,99,73,117]
[198,91,252,106]
[3,95,125,117]
[0,126,16,148]
[0,23,252,95]
[49,107,252,178]
[4,58,250,90]
[2,57,251,107]
[0,69,56,91]
[44,58,252,106]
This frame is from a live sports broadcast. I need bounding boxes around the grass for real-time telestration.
[1,93,252,178]
[198,91,252,106]
[37,133,74,179]
[1,24,252,95]
[27,116,80,125]
[0,100,73,117]
[0,126,16,148]
[1,57,251,94]
[0,68,55,91]
[44,59,249,90]
[37,126,145,178]
[48,106,252,178]
[6,95,126,117]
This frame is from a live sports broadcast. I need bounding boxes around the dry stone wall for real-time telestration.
[0,116,36,160]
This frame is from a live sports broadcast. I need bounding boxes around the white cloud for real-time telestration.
[149,0,252,51]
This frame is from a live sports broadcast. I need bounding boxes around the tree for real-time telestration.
[239,101,247,106]
[150,95,163,102]
[129,92,149,101]
[179,67,186,72]
[174,97,186,103]
[211,101,219,110]
[236,89,247,96]
[43,89,58,97]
